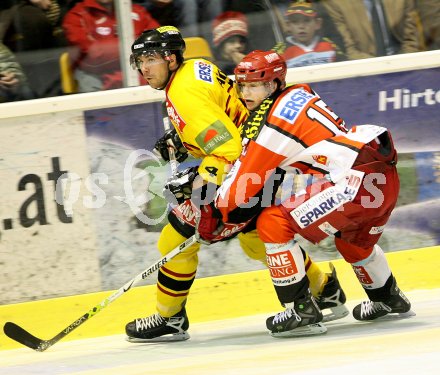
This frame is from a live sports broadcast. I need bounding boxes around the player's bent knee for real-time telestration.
[238,231,266,263]
[158,223,200,256]
[334,237,374,264]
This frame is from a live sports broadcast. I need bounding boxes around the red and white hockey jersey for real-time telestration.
[215,83,389,222]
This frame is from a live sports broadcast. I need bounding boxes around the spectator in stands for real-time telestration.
[212,11,249,75]
[62,0,159,92]
[279,2,344,67]
[322,0,421,60]
[60,0,82,10]
[0,42,33,102]
[137,1,182,29]
[416,0,440,50]
[136,0,222,40]
[0,0,67,52]
[273,0,345,54]
[223,0,281,51]
[178,0,223,40]
[0,1,69,99]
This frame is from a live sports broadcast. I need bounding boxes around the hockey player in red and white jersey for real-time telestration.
[196,50,414,337]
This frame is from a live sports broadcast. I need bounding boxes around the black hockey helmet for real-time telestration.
[130,26,186,70]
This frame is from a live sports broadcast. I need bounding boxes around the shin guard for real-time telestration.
[266,240,309,304]
[351,244,392,292]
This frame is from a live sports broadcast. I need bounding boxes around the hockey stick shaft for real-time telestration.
[3,234,198,352]
[162,101,179,174]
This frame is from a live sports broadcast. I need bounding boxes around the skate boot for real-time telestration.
[316,263,349,322]
[126,308,190,342]
[353,278,415,321]
[266,289,327,337]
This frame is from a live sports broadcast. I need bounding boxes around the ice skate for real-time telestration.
[126,308,190,342]
[353,278,415,321]
[266,290,327,337]
[316,263,349,322]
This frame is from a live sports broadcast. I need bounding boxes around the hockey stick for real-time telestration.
[161,101,178,174]
[3,234,198,352]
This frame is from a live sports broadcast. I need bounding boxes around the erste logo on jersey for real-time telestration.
[194,61,213,83]
[274,89,314,123]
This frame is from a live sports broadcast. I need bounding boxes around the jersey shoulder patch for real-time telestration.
[193,60,214,84]
[272,87,315,124]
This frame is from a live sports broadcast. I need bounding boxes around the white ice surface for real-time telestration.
[1,289,440,375]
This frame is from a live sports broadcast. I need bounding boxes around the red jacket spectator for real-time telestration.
[62,0,159,90]
[282,37,341,68]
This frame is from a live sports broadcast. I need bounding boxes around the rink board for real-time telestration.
[0,245,439,351]
[1,51,440,306]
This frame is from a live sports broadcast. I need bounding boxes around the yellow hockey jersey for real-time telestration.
[165,58,249,184]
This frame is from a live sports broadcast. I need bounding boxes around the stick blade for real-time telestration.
[3,322,46,351]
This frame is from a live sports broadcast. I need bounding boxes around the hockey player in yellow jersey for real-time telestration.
[125,26,348,342]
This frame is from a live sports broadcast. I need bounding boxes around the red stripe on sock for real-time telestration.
[161,266,197,279]
[158,284,189,297]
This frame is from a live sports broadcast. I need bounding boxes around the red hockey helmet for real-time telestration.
[234,50,287,89]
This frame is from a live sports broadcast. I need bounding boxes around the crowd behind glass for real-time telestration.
[0,0,438,103]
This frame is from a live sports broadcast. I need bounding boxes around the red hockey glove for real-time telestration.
[195,203,223,243]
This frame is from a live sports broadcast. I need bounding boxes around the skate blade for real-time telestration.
[374,309,416,321]
[126,332,190,343]
[322,304,350,323]
[270,323,327,338]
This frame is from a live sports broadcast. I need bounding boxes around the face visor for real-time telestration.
[130,51,171,70]
[236,81,274,94]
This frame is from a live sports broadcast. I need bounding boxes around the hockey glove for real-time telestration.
[195,203,223,243]
[154,129,188,163]
[163,166,199,205]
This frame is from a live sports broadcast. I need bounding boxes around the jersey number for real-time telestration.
[205,166,218,176]
[307,99,348,133]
